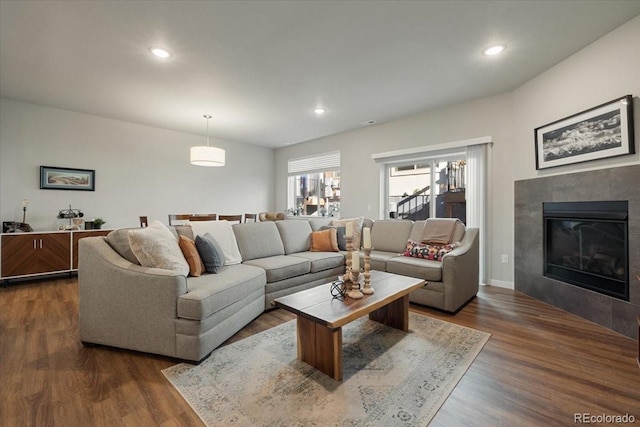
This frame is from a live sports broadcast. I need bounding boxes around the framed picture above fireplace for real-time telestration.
[535,94,634,170]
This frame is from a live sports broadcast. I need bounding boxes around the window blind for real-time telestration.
[288,151,341,174]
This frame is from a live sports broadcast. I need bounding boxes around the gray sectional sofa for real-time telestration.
[78,217,478,362]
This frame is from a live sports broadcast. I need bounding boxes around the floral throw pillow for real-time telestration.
[403,239,458,262]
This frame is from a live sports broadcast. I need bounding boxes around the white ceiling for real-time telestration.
[1,1,639,148]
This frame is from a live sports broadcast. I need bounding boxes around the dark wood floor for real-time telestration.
[1,276,638,426]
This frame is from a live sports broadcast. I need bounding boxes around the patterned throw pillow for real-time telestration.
[403,239,458,261]
[127,220,190,275]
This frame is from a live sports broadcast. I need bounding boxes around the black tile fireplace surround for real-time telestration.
[515,165,639,338]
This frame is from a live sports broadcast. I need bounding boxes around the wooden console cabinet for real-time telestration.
[1,230,110,281]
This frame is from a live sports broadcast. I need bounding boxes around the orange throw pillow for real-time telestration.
[178,235,206,277]
[310,228,339,252]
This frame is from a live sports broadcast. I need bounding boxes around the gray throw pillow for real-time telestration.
[321,225,346,251]
[195,233,225,273]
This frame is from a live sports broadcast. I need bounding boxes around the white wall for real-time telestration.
[0,99,275,230]
[274,15,640,286]
[275,92,514,284]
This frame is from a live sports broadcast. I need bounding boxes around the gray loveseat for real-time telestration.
[367,219,479,313]
[78,217,478,362]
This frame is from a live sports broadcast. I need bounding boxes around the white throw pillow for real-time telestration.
[187,220,242,265]
[128,220,189,275]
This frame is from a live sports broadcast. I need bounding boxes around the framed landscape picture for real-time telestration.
[40,166,95,191]
[535,95,634,170]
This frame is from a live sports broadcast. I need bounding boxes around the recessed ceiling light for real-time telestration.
[482,44,506,56]
[314,108,326,115]
[150,47,172,58]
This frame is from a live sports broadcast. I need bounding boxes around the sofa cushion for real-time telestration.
[403,240,459,261]
[106,228,140,264]
[174,225,195,240]
[127,220,190,275]
[310,228,339,252]
[369,250,403,271]
[370,220,413,253]
[178,235,205,277]
[177,264,266,320]
[275,220,312,254]
[452,221,466,243]
[408,221,426,243]
[386,256,443,282]
[195,233,225,274]
[188,220,242,265]
[242,255,310,282]
[288,251,344,273]
[233,222,285,261]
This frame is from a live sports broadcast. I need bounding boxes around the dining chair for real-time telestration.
[188,214,217,222]
[139,216,148,228]
[167,214,193,226]
[218,214,243,223]
[244,213,257,222]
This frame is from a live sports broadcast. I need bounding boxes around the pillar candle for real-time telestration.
[345,221,353,238]
[363,227,371,248]
[352,251,360,271]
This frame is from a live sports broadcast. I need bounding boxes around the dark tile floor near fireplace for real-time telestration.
[515,165,640,338]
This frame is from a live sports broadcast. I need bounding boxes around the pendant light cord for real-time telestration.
[204,114,212,147]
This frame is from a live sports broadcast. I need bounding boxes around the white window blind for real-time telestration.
[288,151,341,174]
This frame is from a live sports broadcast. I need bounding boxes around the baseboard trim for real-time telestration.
[489,279,514,289]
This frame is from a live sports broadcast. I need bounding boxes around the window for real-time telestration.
[389,159,466,223]
[373,137,491,283]
[287,151,340,217]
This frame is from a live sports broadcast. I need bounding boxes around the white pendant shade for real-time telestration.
[190,146,225,167]
[191,114,225,167]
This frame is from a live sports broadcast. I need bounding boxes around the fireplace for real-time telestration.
[543,201,629,301]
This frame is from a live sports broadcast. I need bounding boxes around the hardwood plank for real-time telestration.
[1,278,638,426]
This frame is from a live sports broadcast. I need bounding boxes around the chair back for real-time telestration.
[218,214,243,223]
[168,214,192,225]
[139,216,148,228]
[244,213,257,222]
[189,214,217,222]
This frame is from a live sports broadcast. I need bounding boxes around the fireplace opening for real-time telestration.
[543,201,629,301]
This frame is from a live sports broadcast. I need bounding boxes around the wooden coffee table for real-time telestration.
[273,270,425,380]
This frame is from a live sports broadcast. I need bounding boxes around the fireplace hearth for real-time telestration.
[543,201,629,301]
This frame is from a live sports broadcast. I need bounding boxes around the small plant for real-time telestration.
[92,218,106,228]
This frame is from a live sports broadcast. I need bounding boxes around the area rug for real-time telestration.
[162,313,490,426]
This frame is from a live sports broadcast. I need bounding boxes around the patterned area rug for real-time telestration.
[162,313,490,426]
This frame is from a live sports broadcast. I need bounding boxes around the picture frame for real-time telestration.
[535,94,634,170]
[40,166,95,191]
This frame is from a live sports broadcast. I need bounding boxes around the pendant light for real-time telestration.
[190,115,225,167]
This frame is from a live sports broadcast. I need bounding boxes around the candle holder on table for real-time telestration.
[362,247,374,295]
[344,234,363,299]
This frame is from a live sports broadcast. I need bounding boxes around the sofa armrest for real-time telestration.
[78,237,188,358]
[440,228,480,312]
